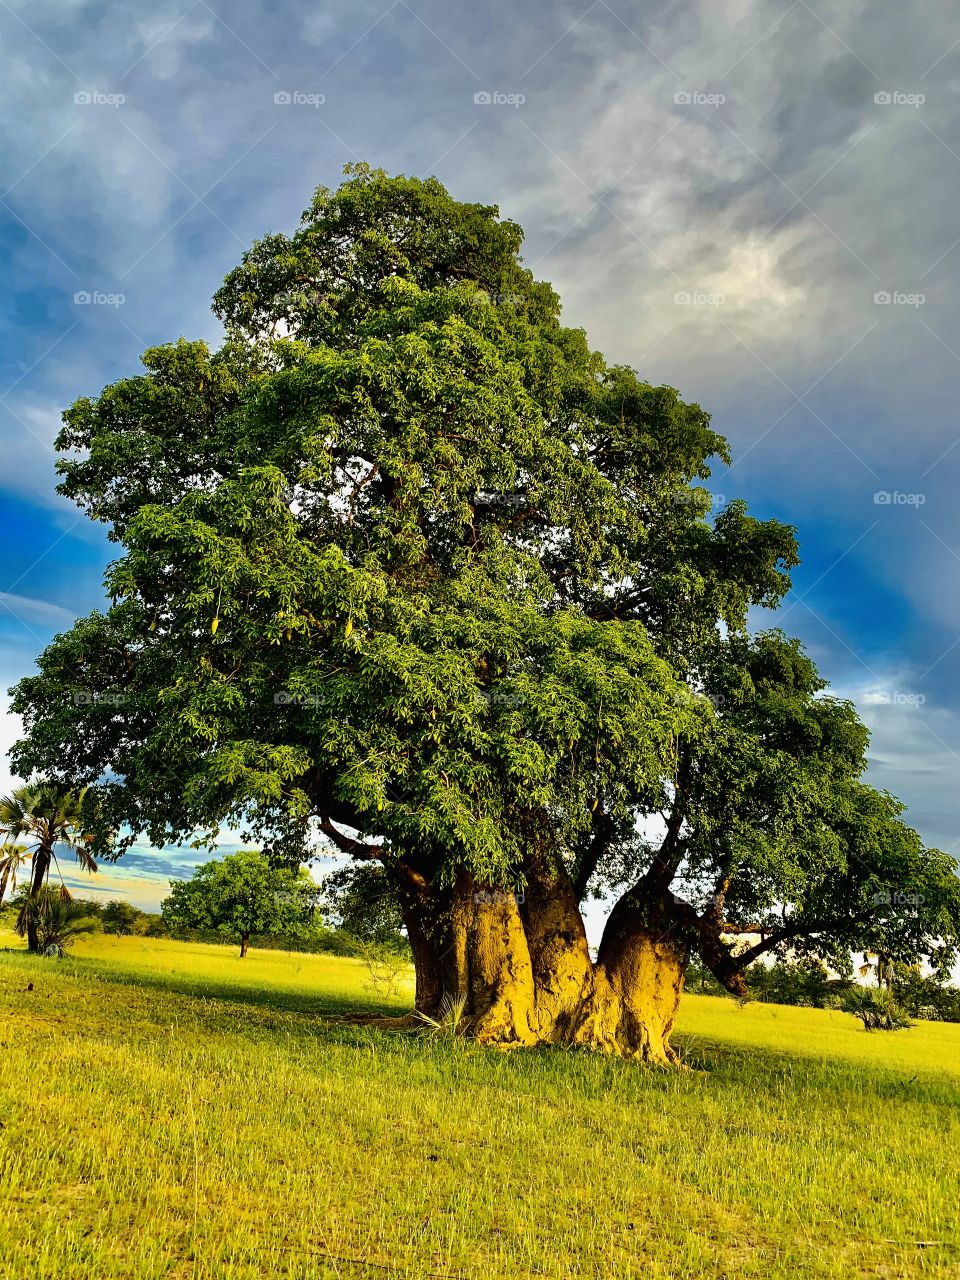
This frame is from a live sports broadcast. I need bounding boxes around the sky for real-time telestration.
[1,0,959,920]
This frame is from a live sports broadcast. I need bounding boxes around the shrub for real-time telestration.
[844,987,912,1031]
[14,887,99,958]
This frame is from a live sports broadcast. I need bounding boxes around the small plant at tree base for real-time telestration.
[844,987,912,1032]
[415,994,469,1040]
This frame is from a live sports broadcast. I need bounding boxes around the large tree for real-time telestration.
[11,166,959,1060]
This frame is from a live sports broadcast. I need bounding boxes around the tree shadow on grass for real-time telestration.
[7,947,412,1024]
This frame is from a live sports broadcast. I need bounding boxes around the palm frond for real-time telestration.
[73,846,98,875]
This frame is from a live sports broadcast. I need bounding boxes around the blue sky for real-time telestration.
[1,0,959,918]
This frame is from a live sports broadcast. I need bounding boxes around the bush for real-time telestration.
[844,987,912,1031]
[14,887,100,957]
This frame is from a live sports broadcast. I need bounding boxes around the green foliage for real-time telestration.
[160,850,321,950]
[890,963,960,1022]
[101,900,152,936]
[633,629,960,984]
[844,986,912,1032]
[13,886,99,957]
[320,863,406,947]
[745,959,849,1008]
[686,955,851,1008]
[10,166,791,891]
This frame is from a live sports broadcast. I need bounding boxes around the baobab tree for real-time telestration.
[10,167,959,1057]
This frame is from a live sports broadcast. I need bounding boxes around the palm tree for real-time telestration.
[14,885,99,957]
[0,782,97,952]
[0,843,31,906]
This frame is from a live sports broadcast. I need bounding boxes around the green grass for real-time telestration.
[1,931,958,1279]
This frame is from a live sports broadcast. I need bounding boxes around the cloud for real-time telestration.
[1,0,959,903]
[0,592,75,626]
[838,672,960,857]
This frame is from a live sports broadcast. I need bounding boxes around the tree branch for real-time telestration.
[317,815,429,894]
[572,811,614,901]
[318,815,383,861]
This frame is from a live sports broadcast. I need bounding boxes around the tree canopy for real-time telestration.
[10,164,958,1059]
[161,850,322,955]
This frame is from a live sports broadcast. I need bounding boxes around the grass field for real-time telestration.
[1,931,959,1279]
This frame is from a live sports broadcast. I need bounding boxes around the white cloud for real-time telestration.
[0,592,75,627]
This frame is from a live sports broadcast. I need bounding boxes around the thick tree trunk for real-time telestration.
[392,871,454,1019]
[240,933,250,958]
[459,873,540,1046]
[396,872,540,1044]
[519,849,594,1042]
[572,892,686,1065]
[26,846,51,953]
[392,865,688,1064]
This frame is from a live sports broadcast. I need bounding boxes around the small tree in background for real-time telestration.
[102,900,151,936]
[0,844,31,907]
[161,850,322,956]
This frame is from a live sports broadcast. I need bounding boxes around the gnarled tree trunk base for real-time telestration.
[570,967,683,1066]
[356,869,689,1065]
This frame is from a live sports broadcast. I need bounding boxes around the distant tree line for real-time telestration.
[686,954,960,1023]
[1,854,408,961]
